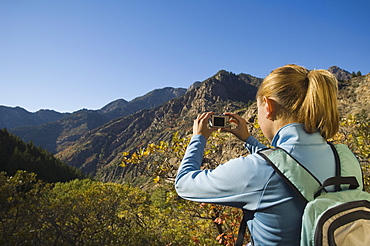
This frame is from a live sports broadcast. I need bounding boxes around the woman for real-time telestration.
[175,64,342,245]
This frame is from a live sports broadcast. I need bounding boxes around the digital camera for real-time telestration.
[209,114,230,128]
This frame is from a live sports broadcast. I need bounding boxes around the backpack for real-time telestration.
[248,142,370,246]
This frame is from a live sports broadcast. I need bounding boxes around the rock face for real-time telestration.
[337,73,370,116]
[187,81,201,92]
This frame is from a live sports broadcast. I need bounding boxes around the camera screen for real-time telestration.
[213,117,225,127]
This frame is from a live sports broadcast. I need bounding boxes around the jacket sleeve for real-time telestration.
[175,135,273,210]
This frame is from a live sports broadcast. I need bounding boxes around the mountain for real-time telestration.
[100,99,129,114]
[55,70,262,175]
[99,87,187,119]
[0,106,68,129]
[9,87,187,154]
[9,110,110,154]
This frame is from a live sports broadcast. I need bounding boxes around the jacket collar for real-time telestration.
[271,123,325,147]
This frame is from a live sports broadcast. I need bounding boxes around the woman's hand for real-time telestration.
[222,112,251,142]
[193,112,217,139]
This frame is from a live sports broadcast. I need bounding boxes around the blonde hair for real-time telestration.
[257,64,339,139]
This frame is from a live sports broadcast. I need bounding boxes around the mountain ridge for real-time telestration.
[0,106,69,129]
[8,87,187,154]
[1,87,187,130]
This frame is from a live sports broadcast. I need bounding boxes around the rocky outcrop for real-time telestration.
[328,66,352,81]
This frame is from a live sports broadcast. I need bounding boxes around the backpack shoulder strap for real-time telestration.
[257,148,322,203]
[332,143,364,190]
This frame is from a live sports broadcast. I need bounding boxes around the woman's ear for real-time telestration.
[263,97,276,121]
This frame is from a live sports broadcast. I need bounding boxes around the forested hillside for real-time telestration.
[0,129,85,182]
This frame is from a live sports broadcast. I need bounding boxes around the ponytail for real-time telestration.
[301,70,339,139]
[257,64,339,139]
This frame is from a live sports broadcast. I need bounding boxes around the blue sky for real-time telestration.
[1,0,369,113]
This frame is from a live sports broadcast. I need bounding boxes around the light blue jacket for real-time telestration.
[175,123,337,245]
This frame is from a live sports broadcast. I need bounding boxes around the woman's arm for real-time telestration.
[175,134,271,209]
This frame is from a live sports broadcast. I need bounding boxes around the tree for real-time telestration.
[0,171,51,245]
